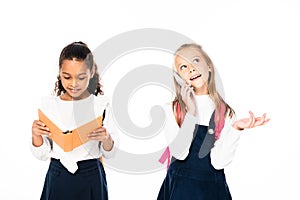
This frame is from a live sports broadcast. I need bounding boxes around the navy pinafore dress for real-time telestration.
[157,112,232,200]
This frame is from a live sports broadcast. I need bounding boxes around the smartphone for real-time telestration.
[173,71,186,86]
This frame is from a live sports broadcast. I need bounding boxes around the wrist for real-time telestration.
[32,133,42,138]
[32,135,43,147]
[102,134,113,151]
[232,123,244,131]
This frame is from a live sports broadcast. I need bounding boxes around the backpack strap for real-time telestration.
[214,103,226,140]
[159,147,171,169]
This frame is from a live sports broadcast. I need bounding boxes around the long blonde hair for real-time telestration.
[172,43,234,128]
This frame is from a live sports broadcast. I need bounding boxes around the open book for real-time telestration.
[38,109,103,152]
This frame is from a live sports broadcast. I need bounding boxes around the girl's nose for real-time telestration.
[71,79,78,87]
[189,66,196,73]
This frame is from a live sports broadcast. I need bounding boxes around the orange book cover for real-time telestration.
[38,109,103,152]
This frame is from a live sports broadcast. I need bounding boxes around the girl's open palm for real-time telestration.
[233,111,270,130]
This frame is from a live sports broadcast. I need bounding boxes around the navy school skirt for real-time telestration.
[40,158,108,200]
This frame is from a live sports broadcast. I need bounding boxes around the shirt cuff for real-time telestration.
[30,137,51,161]
[230,125,244,135]
[100,140,116,159]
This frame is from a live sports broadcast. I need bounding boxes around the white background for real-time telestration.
[1,0,300,199]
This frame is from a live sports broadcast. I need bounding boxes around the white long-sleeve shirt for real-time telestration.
[164,95,242,169]
[30,94,118,173]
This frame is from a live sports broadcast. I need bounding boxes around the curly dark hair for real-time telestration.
[54,41,103,96]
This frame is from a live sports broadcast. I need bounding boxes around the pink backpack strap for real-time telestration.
[159,146,170,168]
[214,103,226,140]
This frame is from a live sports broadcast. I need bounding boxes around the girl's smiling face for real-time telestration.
[174,47,210,94]
[59,59,94,100]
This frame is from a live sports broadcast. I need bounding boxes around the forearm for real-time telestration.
[211,125,242,169]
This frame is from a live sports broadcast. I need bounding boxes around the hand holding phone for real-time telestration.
[173,71,197,116]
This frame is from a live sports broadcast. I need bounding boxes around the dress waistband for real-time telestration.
[50,158,100,172]
[169,167,226,182]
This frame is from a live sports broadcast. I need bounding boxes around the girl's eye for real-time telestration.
[63,76,70,80]
[193,58,200,63]
[78,76,86,80]
[180,65,187,70]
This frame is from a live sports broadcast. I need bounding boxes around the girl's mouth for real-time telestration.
[69,88,80,93]
[190,74,202,81]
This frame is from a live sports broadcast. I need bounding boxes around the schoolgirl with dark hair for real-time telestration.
[31,41,117,200]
